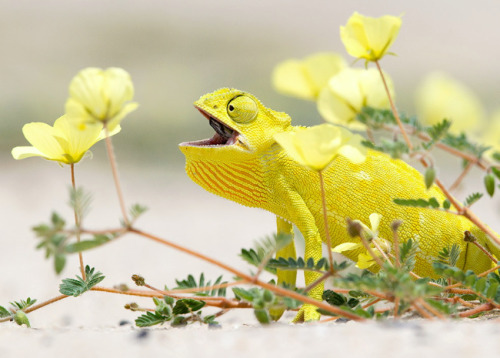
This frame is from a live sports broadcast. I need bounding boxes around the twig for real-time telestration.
[70,164,86,280]
[103,123,130,227]
[375,60,412,150]
[470,239,498,264]
[449,160,474,192]
[459,303,494,318]
[417,298,445,319]
[91,286,251,309]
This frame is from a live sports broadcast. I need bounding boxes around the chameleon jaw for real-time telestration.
[180,108,249,150]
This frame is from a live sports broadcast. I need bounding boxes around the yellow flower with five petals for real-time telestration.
[340,12,402,62]
[273,123,367,172]
[12,115,119,164]
[317,68,394,130]
[65,67,138,131]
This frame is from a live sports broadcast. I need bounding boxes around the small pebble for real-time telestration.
[136,330,150,340]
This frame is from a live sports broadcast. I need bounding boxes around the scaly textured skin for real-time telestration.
[179,88,499,322]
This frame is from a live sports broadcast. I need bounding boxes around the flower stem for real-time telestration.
[70,164,86,280]
[103,123,130,227]
[319,170,335,273]
[375,60,413,150]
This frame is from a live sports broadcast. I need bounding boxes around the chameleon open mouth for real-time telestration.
[180,108,241,147]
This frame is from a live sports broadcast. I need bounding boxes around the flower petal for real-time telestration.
[54,115,102,162]
[332,242,361,253]
[22,122,65,161]
[369,213,382,232]
[341,12,402,61]
[11,146,46,160]
[356,252,376,269]
[337,133,367,164]
[272,53,346,101]
[106,102,138,131]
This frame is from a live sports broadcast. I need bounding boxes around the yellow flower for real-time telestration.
[65,67,138,131]
[11,115,119,164]
[340,12,401,62]
[274,123,366,171]
[333,213,390,269]
[317,68,394,130]
[415,72,484,135]
[272,52,346,101]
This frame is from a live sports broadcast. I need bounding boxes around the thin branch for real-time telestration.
[103,123,130,226]
[459,303,494,318]
[375,60,413,150]
[70,164,86,280]
[449,160,474,192]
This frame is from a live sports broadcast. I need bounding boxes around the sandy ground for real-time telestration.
[1,155,500,357]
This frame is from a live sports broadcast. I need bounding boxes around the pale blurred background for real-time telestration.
[2,0,500,328]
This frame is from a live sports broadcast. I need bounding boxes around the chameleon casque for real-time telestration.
[179,88,500,321]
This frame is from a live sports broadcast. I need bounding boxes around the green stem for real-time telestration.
[71,164,86,280]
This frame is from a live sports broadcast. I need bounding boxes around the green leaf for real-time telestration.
[10,298,37,311]
[65,235,112,253]
[323,290,347,306]
[443,199,451,210]
[130,203,148,221]
[54,254,66,274]
[254,308,271,324]
[425,119,451,143]
[59,266,105,297]
[232,287,256,302]
[174,273,227,297]
[172,299,205,315]
[485,174,495,197]
[171,316,188,327]
[437,244,461,267]
[492,152,500,162]
[424,167,436,189]
[267,257,329,271]
[393,198,441,208]
[135,311,170,327]
[464,193,483,207]
[69,187,92,221]
[491,167,500,180]
[240,233,292,274]
[13,311,30,328]
[0,306,10,318]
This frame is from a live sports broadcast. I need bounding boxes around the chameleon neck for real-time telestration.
[185,156,268,208]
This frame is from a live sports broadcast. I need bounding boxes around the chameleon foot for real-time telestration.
[292,303,321,323]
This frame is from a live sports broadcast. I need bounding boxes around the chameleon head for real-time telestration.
[179,88,292,163]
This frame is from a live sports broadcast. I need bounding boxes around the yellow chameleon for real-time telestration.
[179,88,499,321]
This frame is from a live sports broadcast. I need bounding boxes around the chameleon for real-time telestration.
[179,88,500,322]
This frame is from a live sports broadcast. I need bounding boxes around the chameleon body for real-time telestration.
[179,88,499,321]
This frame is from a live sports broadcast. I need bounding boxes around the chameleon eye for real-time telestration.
[227,95,258,123]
